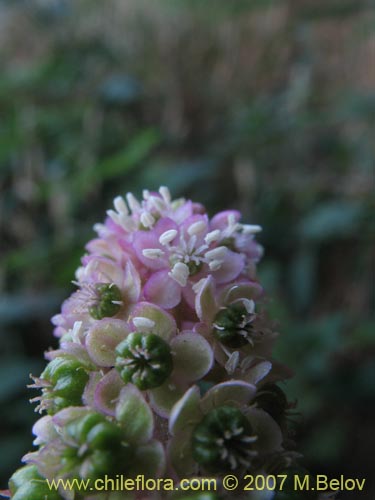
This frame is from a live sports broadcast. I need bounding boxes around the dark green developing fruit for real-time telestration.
[63,412,133,482]
[89,283,122,320]
[213,302,255,348]
[254,384,288,424]
[9,465,62,500]
[40,357,89,414]
[192,406,258,472]
[115,332,173,390]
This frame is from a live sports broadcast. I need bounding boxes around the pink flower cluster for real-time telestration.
[7,187,299,500]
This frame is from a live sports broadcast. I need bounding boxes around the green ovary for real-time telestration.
[115,332,173,390]
[40,357,89,414]
[89,283,122,320]
[63,412,133,482]
[213,303,254,348]
[192,406,258,472]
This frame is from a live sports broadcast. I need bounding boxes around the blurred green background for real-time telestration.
[0,0,374,498]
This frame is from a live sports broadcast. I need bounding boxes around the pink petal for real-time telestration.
[123,260,141,303]
[210,210,241,230]
[94,369,124,416]
[130,301,177,340]
[243,360,273,385]
[149,381,186,419]
[200,380,256,414]
[169,386,201,436]
[195,276,217,322]
[133,231,166,270]
[86,318,129,367]
[144,271,181,309]
[82,371,102,407]
[173,200,194,223]
[180,214,209,246]
[220,280,264,304]
[245,408,283,453]
[212,250,245,283]
[52,407,90,429]
[133,218,178,270]
[181,282,197,311]
[171,332,214,382]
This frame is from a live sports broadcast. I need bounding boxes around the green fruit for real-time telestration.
[10,465,62,499]
[66,412,104,444]
[192,406,257,472]
[213,303,253,348]
[89,283,122,320]
[86,421,124,450]
[9,465,41,495]
[116,332,173,390]
[41,357,89,413]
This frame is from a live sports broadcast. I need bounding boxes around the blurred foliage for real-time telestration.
[0,0,374,496]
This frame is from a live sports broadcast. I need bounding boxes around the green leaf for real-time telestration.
[299,202,364,242]
[72,128,160,196]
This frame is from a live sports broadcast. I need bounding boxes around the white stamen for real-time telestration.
[242,299,255,314]
[106,209,121,225]
[240,356,254,372]
[187,220,206,236]
[168,262,189,287]
[126,192,141,212]
[150,363,161,370]
[228,213,237,226]
[241,435,258,444]
[132,317,156,331]
[159,229,178,246]
[78,444,89,457]
[242,224,262,234]
[232,426,243,436]
[225,351,240,374]
[192,277,207,294]
[106,209,136,232]
[159,186,171,203]
[143,189,150,200]
[113,196,129,215]
[150,196,166,212]
[71,321,84,343]
[140,211,155,228]
[205,246,228,261]
[209,260,223,271]
[229,454,237,470]
[142,248,165,259]
[93,223,106,234]
[204,229,221,244]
